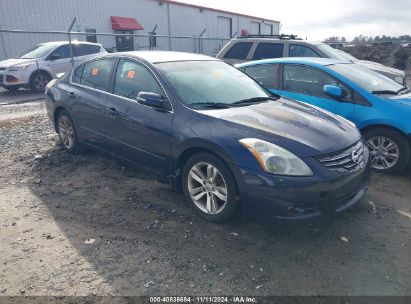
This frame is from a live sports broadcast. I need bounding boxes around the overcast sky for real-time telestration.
[176,0,410,41]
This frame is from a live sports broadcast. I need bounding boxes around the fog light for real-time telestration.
[288,204,305,215]
[6,75,19,83]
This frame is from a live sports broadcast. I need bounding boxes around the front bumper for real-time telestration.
[0,70,30,88]
[231,157,371,222]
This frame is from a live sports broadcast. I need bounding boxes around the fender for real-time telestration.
[172,137,239,171]
[168,137,245,191]
[357,119,411,135]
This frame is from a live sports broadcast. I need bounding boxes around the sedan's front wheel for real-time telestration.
[182,153,239,222]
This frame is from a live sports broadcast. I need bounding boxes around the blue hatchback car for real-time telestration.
[238,58,411,173]
[45,52,370,222]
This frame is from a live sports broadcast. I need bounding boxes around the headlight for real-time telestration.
[239,138,313,176]
[45,79,57,93]
[9,63,32,71]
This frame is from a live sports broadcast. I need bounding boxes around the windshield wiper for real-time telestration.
[397,87,409,95]
[190,102,233,109]
[232,96,277,106]
[372,90,398,95]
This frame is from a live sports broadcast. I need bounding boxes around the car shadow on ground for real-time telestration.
[26,146,411,295]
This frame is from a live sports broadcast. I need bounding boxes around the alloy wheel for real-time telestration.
[367,136,400,170]
[187,162,228,215]
[58,115,75,149]
[33,74,49,91]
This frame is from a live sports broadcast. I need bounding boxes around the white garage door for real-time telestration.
[262,24,273,35]
[250,22,261,35]
[217,16,232,39]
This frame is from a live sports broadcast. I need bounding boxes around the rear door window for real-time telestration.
[289,44,320,57]
[88,45,101,54]
[244,64,279,89]
[74,44,92,57]
[224,42,253,60]
[72,64,84,84]
[253,43,284,60]
[80,58,114,92]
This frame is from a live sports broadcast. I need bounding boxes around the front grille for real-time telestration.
[317,141,369,173]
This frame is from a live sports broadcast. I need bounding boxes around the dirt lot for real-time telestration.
[0,101,411,297]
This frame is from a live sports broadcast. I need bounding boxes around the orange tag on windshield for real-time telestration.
[127,70,136,78]
[91,68,99,76]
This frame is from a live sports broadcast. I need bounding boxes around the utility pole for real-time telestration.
[68,18,77,68]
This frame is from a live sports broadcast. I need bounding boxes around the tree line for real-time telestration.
[323,35,411,44]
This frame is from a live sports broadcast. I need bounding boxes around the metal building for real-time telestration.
[0,0,280,59]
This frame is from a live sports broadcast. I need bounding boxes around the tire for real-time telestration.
[29,71,51,92]
[182,153,239,222]
[364,128,410,174]
[56,110,83,154]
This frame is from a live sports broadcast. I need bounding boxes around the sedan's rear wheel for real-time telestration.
[182,153,239,222]
[57,110,83,153]
[364,128,410,174]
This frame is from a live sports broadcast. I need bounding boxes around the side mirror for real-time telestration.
[324,85,344,99]
[47,53,61,61]
[136,92,165,109]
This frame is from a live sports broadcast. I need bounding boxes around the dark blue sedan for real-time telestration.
[45,51,371,222]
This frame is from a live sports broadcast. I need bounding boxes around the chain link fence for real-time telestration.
[0,27,231,104]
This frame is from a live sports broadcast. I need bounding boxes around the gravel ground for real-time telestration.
[0,101,411,297]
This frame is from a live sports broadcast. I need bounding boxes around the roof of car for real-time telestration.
[237,57,351,68]
[235,37,322,45]
[109,51,217,64]
[39,41,102,46]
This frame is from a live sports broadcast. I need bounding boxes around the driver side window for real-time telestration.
[283,64,352,100]
[113,59,163,100]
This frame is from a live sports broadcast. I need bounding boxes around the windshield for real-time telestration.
[316,43,352,61]
[329,63,404,93]
[336,50,358,61]
[156,60,271,109]
[19,44,56,59]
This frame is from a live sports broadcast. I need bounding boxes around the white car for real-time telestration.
[0,41,107,92]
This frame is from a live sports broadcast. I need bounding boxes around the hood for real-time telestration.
[0,58,37,69]
[358,60,385,67]
[199,98,361,156]
[356,61,404,76]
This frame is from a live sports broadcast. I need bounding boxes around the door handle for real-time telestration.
[107,107,118,116]
[67,92,76,99]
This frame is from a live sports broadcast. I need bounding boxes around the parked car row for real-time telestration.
[216,35,410,174]
[4,36,409,223]
[216,36,406,84]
